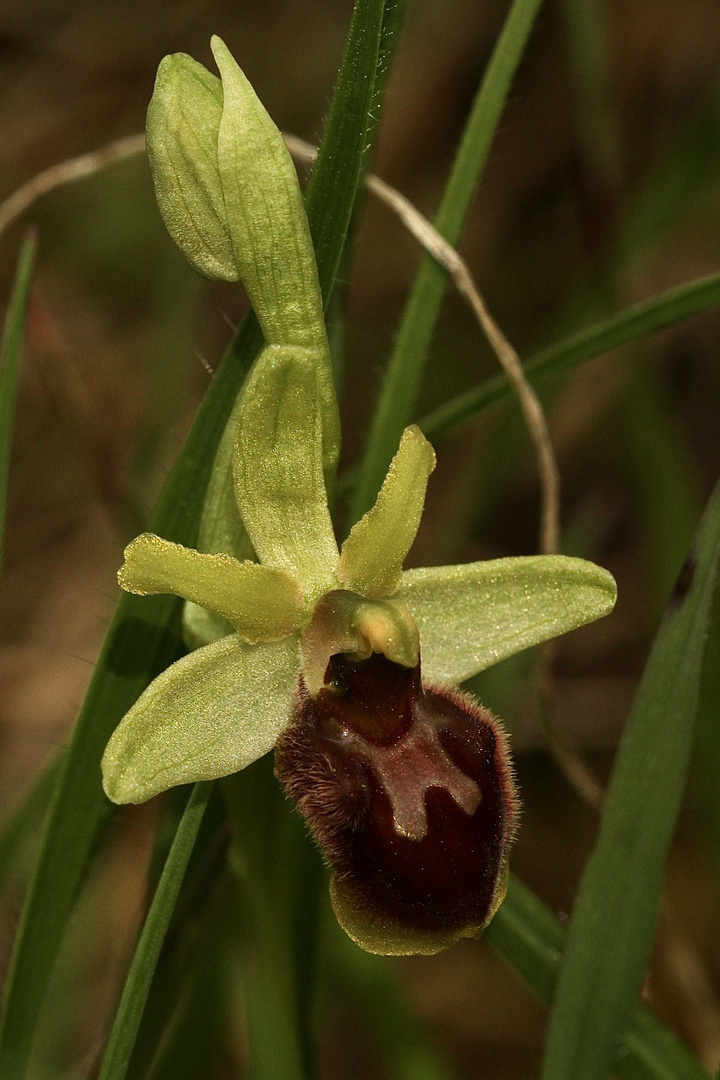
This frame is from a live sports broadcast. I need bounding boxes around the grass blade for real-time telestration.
[0,4,398,1076]
[348,0,546,527]
[0,232,36,581]
[419,270,720,440]
[98,782,212,1080]
[539,480,720,1080]
[486,876,707,1080]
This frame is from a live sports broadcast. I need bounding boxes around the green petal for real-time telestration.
[396,555,617,685]
[233,346,339,600]
[119,533,303,643]
[146,53,237,281]
[102,633,300,804]
[338,425,436,598]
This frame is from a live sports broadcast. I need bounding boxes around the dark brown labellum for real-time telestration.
[275,651,519,939]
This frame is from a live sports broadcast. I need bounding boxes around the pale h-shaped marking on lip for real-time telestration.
[341,714,482,841]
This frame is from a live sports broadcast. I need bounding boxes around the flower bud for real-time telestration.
[146,38,328,352]
[275,651,519,953]
[146,52,234,281]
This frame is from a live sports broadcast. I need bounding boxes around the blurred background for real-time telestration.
[1,1,720,1076]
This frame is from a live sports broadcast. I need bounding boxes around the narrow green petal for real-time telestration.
[338,425,436,598]
[396,555,617,685]
[233,346,339,600]
[101,633,300,804]
[119,533,303,643]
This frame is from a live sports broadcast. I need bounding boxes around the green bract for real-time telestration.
[102,38,618,950]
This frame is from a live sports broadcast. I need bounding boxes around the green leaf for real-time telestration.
[338,425,435,598]
[348,0,546,528]
[223,758,323,1080]
[101,633,300,805]
[119,533,302,642]
[233,345,339,601]
[0,233,36,582]
[395,555,617,685]
[540,480,720,1080]
[419,271,720,441]
[485,876,709,1080]
[98,781,212,1080]
[0,325,256,1078]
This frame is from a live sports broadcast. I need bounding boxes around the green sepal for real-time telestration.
[101,633,301,804]
[338,425,436,598]
[119,533,303,643]
[300,590,420,695]
[233,345,339,601]
[396,555,617,685]
[146,53,236,281]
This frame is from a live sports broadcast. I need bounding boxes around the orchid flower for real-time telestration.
[101,38,617,955]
